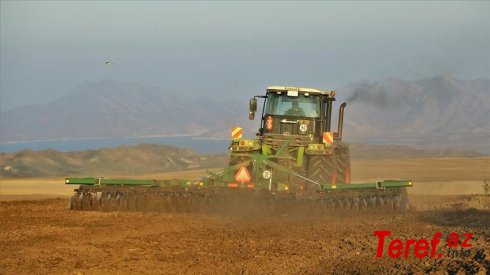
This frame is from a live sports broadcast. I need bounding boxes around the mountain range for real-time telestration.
[1,75,489,153]
[1,80,252,142]
[337,75,490,152]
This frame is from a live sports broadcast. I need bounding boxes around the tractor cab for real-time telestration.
[250,86,338,141]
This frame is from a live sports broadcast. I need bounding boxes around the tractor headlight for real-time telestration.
[308,144,325,151]
[239,139,255,147]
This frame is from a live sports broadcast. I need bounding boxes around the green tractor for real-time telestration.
[228,86,350,194]
[66,86,412,213]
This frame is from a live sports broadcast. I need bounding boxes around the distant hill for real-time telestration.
[0,80,253,143]
[0,143,483,178]
[1,76,489,152]
[338,75,490,153]
[0,144,228,178]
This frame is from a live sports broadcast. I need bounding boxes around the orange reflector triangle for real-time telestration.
[235,167,252,183]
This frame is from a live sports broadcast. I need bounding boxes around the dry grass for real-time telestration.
[351,157,490,182]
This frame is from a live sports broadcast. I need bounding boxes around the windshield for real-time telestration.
[265,93,321,118]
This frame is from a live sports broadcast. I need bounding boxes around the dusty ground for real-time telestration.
[0,157,489,274]
[0,197,489,274]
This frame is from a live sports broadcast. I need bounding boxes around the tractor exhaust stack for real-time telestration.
[338,102,347,140]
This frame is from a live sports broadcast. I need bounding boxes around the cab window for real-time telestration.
[265,93,320,118]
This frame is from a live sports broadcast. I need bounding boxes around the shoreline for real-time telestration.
[0,135,231,154]
[1,133,212,145]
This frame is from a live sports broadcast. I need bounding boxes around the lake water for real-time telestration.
[0,136,231,154]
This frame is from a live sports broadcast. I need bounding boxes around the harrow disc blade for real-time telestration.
[68,185,410,216]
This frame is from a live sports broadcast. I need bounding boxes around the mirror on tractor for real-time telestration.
[249,98,257,120]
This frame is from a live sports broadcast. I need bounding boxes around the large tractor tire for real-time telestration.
[306,155,336,185]
[335,146,351,184]
[307,146,351,185]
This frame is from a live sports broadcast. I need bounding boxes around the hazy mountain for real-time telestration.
[0,80,253,142]
[1,76,489,152]
[337,75,490,153]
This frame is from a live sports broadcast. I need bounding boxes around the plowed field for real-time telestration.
[1,157,489,274]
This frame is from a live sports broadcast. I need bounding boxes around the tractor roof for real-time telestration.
[266,86,335,96]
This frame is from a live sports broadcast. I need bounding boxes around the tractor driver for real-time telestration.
[284,100,305,117]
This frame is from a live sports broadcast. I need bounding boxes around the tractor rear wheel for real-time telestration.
[306,155,336,185]
[335,149,351,184]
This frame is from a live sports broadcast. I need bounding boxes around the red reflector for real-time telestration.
[228,183,238,188]
[247,184,254,188]
[266,116,273,131]
[240,141,245,146]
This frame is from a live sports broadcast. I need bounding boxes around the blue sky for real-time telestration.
[1,1,489,110]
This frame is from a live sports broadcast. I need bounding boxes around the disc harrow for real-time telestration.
[67,177,411,216]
